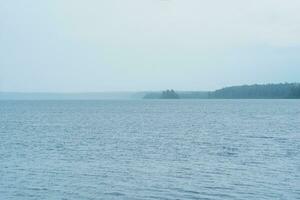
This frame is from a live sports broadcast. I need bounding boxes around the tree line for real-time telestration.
[143,83,300,99]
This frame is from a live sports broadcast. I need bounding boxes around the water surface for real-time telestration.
[0,100,299,199]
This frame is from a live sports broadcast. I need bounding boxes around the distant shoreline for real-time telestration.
[1,83,300,100]
[143,83,300,99]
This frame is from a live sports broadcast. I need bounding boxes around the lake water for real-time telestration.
[0,100,299,200]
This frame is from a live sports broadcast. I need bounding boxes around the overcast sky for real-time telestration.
[1,0,300,92]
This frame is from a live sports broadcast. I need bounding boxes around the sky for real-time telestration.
[1,0,300,92]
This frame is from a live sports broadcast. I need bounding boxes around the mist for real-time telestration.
[1,0,300,92]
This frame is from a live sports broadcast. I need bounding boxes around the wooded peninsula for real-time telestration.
[143,83,300,99]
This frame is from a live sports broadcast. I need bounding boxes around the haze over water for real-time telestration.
[1,0,300,92]
[1,100,299,199]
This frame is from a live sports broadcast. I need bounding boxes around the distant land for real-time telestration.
[1,83,300,100]
[144,89,180,99]
[143,83,300,99]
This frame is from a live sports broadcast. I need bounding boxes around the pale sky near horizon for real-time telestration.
[1,0,300,92]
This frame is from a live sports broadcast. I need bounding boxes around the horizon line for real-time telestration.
[1,82,299,94]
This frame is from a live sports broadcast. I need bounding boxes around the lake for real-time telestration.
[0,100,299,199]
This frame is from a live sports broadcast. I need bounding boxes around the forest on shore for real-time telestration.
[143,83,300,99]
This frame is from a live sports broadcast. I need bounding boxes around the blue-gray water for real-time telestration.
[0,100,299,200]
